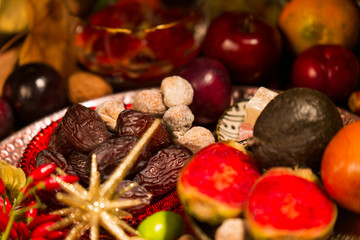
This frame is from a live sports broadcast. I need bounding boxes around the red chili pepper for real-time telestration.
[20,183,40,201]
[25,200,38,224]
[17,221,30,240]
[0,196,12,215]
[47,230,67,239]
[125,103,132,109]
[0,210,18,240]
[31,238,47,240]
[28,163,56,182]
[28,214,60,231]
[34,175,79,191]
[0,177,5,196]
[31,221,55,238]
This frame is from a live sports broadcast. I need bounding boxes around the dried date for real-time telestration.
[114,180,153,215]
[36,149,77,176]
[36,149,75,208]
[61,104,110,152]
[115,109,171,153]
[133,145,192,196]
[88,135,151,182]
[47,121,75,157]
[67,150,90,187]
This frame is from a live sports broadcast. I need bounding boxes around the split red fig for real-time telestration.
[177,141,261,225]
[245,167,337,240]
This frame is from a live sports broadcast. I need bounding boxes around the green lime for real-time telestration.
[137,211,185,240]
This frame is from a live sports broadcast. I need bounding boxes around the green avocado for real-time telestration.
[250,87,343,171]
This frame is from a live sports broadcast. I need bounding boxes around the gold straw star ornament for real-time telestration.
[49,119,161,240]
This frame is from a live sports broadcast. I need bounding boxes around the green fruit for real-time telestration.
[250,87,343,171]
[137,211,185,240]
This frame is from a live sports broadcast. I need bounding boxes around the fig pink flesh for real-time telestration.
[248,174,334,230]
[180,143,260,207]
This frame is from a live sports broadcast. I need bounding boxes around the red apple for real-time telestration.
[176,57,232,125]
[291,44,360,102]
[202,12,282,85]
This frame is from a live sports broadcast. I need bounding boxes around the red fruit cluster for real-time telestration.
[0,164,78,240]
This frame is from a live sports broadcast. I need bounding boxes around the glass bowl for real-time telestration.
[20,118,183,228]
[65,0,209,88]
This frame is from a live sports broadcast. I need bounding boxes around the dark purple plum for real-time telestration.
[176,57,232,125]
[2,63,68,124]
[0,98,14,140]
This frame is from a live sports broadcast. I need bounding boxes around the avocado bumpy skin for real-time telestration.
[251,87,343,171]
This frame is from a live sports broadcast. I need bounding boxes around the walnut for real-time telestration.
[163,105,194,136]
[67,71,113,103]
[132,89,166,116]
[178,126,215,154]
[161,76,193,107]
[95,98,125,131]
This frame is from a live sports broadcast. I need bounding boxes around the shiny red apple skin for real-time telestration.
[292,44,360,102]
[202,12,282,85]
[176,57,232,125]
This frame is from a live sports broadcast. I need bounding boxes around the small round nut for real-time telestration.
[132,89,166,115]
[161,76,193,107]
[215,218,245,240]
[95,98,125,131]
[178,126,215,154]
[67,71,113,103]
[348,90,360,114]
[163,105,194,135]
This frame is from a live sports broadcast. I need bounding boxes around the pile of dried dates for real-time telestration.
[34,76,215,214]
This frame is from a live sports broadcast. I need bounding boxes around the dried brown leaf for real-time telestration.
[0,46,21,96]
[18,0,78,78]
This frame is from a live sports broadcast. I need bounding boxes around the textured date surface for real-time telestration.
[133,145,192,196]
[114,180,153,215]
[89,136,151,182]
[67,150,90,186]
[62,104,110,152]
[36,149,76,176]
[115,109,171,153]
[47,121,75,157]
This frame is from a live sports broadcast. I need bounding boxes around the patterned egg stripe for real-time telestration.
[216,100,248,141]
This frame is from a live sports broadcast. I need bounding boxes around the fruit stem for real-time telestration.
[242,15,254,33]
[246,137,260,147]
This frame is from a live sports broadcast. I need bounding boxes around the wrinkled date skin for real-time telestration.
[36,149,77,208]
[47,121,75,157]
[114,180,153,215]
[115,109,171,153]
[88,135,152,182]
[62,104,110,152]
[134,145,192,196]
[36,149,77,176]
[67,150,90,186]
